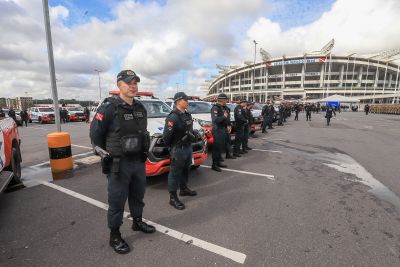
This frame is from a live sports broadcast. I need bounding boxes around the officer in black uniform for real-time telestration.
[261,101,270,133]
[210,93,230,172]
[233,99,247,155]
[268,101,275,129]
[242,101,253,151]
[90,70,155,255]
[325,104,336,126]
[222,102,236,160]
[163,92,198,210]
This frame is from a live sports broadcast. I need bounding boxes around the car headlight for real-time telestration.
[197,119,212,127]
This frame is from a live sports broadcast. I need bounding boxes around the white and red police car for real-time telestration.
[0,117,22,192]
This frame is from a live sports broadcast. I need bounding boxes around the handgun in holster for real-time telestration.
[94,146,113,174]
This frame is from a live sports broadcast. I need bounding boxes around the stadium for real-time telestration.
[204,40,400,104]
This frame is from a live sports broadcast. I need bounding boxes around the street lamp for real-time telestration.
[252,40,258,101]
[94,69,102,99]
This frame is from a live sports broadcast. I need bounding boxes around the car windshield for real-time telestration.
[140,100,172,118]
[226,103,237,110]
[252,103,265,110]
[38,108,54,112]
[67,108,83,111]
[188,102,212,114]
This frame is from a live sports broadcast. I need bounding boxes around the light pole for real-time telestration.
[42,0,61,132]
[94,69,102,100]
[252,40,258,101]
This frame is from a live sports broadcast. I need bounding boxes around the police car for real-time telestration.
[92,91,208,177]
[64,106,86,122]
[0,117,22,193]
[29,106,55,124]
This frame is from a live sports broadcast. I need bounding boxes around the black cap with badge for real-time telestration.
[173,92,190,102]
[217,93,229,100]
[117,70,141,83]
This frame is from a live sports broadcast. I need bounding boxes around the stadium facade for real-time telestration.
[205,50,400,104]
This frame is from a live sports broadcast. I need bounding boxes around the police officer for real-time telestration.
[325,104,336,126]
[305,103,312,121]
[163,92,198,210]
[210,93,230,172]
[90,70,155,254]
[268,101,275,129]
[277,103,284,126]
[233,99,247,155]
[261,101,269,133]
[364,104,370,115]
[222,102,236,160]
[8,107,16,123]
[242,101,253,151]
[294,103,300,121]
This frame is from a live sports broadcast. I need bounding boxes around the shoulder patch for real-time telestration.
[95,113,104,121]
[167,121,174,127]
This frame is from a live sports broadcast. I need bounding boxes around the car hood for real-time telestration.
[147,117,201,136]
[191,113,211,122]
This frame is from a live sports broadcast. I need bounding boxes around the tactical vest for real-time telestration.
[105,97,149,158]
[212,104,228,128]
[170,109,193,146]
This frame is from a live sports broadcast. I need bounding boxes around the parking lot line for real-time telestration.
[39,181,247,264]
[29,151,94,168]
[71,144,93,150]
[251,148,282,153]
[200,165,275,181]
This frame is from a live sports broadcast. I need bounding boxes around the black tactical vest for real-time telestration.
[105,97,149,157]
[170,110,193,146]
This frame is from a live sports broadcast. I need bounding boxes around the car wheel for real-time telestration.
[11,146,22,183]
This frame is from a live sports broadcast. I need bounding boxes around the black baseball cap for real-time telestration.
[117,70,140,83]
[217,93,229,100]
[173,92,190,102]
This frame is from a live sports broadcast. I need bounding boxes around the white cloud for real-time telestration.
[0,0,399,101]
[242,0,400,60]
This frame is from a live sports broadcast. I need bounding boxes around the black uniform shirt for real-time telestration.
[211,103,228,128]
[163,109,193,146]
[89,97,147,149]
[234,105,247,125]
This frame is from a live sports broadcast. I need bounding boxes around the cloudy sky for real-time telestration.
[0,0,399,100]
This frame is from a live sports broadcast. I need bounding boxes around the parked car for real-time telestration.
[29,107,55,124]
[0,117,22,192]
[65,107,86,122]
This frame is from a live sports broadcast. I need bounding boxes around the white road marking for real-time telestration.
[29,151,94,168]
[262,138,285,141]
[39,181,247,264]
[74,155,100,165]
[251,148,282,153]
[200,165,275,181]
[71,144,93,150]
[25,126,50,131]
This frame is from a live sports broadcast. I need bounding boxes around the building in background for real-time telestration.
[205,41,400,104]
[16,96,33,110]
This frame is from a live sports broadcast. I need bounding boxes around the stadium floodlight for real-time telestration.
[320,38,335,54]
[260,48,272,62]
[216,64,230,71]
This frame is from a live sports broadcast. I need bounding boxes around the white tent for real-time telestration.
[317,94,360,103]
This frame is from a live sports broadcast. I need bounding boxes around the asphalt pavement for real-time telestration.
[1,112,400,266]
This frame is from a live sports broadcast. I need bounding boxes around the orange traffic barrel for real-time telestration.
[47,132,73,175]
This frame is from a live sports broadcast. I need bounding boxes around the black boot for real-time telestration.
[169,192,185,210]
[109,229,130,254]
[245,146,252,150]
[211,162,222,172]
[233,150,242,157]
[180,186,197,196]
[217,161,227,168]
[242,149,248,154]
[132,217,156,233]
[226,153,236,159]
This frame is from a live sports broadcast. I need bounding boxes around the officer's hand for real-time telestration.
[227,125,232,133]
[223,111,228,117]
